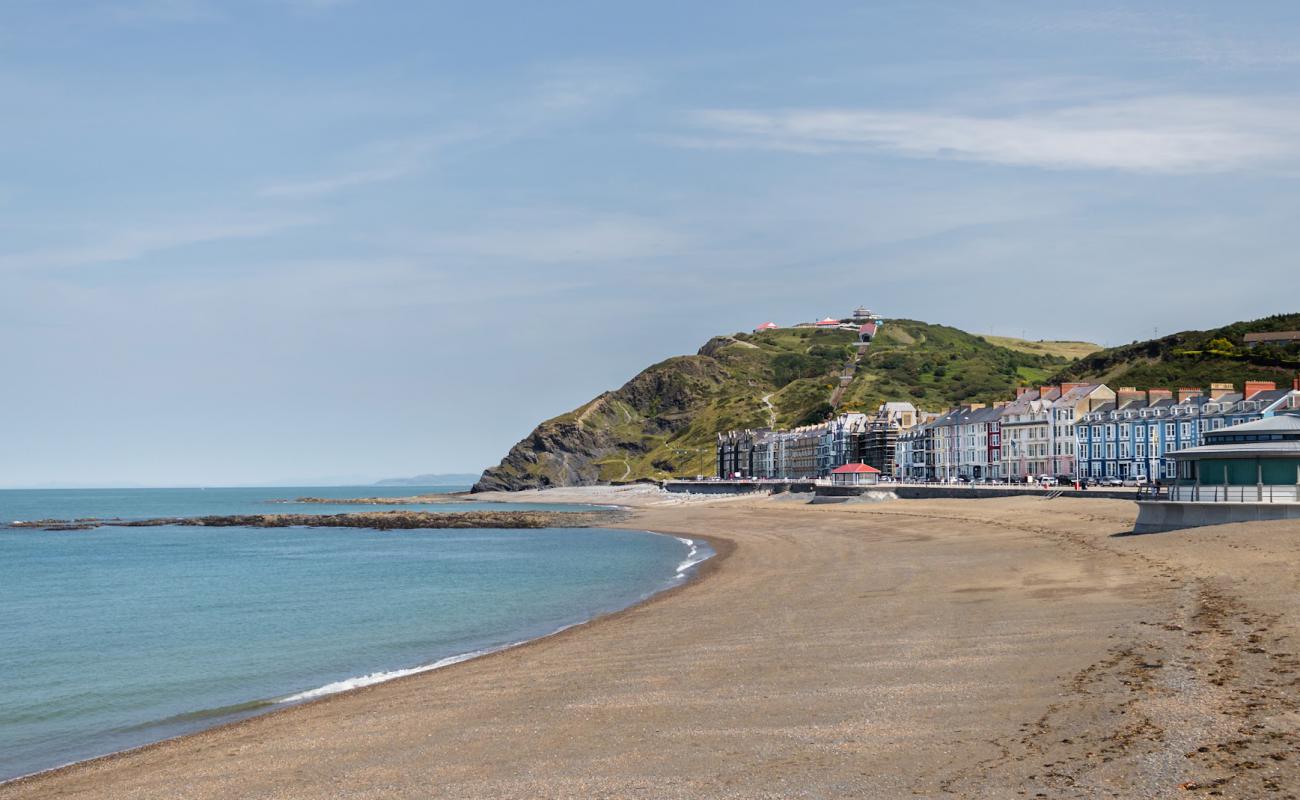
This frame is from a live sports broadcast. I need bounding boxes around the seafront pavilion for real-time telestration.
[1134,414,1300,532]
[1170,414,1300,503]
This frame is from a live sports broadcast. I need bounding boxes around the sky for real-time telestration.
[3,0,1300,487]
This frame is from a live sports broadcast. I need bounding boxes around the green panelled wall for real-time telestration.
[1196,457,1300,485]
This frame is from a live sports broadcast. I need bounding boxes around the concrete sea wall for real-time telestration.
[1134,501,1300,533]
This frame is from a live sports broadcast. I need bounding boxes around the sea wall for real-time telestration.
[1134,501,1300,533]
[661,481,818,495]
[892,486,1135,501]
[661,481,1135,501]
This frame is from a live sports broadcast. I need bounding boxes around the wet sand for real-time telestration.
[4,496,1298,799]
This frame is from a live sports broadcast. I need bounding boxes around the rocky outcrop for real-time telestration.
[473,354,732,493]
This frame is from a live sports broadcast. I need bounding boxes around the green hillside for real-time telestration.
[1049,313,1300,388]
[977,334,1102,360]
[834,320,1071,413]
[474,320,1068,491]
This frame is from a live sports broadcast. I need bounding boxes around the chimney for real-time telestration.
[1244,380,1276,399]
[966,403,986,410]
[1178,387,1200,403]
[1294,374,1300,392]
[1060,382,1089,394]
[1016,387,1030,399]
[1147,388,1174,403]
[993,400,1009,408]
[1210,382,1234,400]
[1038,384,1061,399]
[1117,386,1146,406]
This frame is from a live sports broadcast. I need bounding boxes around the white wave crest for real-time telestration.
[277,531,711,706]
[673,536,711,577]
[276,650,488,704]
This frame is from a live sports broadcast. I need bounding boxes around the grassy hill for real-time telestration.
[474,320,1070,491]
[1049,313,1300,388]
[833,320,1073,414]
[977,335,1101,360]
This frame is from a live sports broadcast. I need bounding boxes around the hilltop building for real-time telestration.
[1244,331,1300,348]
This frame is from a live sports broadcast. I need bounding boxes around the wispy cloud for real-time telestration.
[409,213,687,264]
[258,164,418,198]
[674,95,1300,174]
[256,128,478,197]
[258,67,646,198]
[0,216,315,273]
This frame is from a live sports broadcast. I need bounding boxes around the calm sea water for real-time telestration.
[0,484,599,522]
[0,487,705,781]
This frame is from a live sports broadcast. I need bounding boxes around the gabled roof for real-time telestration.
[832,463,880,473]
[755,322,778,330]
[815,317,841,326]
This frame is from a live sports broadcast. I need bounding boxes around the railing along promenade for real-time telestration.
[1152,484,1300,503]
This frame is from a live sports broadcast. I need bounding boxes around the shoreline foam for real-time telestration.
[0,529,714,787]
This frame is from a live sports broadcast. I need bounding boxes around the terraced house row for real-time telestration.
[717,379,1300,482]
[1076,381,1300,481]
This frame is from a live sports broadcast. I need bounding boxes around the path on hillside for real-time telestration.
[760,393,777,428]
[829,343,867,409]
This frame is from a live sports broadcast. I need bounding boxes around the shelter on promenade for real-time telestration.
[830,463,880,487]
[1170,415,1300,502]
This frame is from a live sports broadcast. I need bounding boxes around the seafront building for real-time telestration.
[717,402,922,480]
[721,313,1300,482]
[1167,414,1300,501]
[999,387,1059,481]
[1076,381,1300,482]
[720,380,1300,483]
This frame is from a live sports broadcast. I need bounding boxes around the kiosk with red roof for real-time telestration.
[830,463,880,486]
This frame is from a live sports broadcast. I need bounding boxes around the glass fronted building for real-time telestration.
[1170,415,1300,502]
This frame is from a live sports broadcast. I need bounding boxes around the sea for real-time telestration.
[0,485,710,782]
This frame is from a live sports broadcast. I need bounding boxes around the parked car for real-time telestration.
[1101,477,1124,487]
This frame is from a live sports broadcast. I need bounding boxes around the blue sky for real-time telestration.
[4,1,1300,487]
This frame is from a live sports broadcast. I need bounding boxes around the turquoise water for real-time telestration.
[0,489,704,781]
[0,485,600,523]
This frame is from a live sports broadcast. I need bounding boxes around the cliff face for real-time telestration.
[472,355,732,492]
[473,322,1068,492]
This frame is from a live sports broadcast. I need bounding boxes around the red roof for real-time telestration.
[815,317,840,326]
[859,323,878,335]
[755,322,778,330]
[831,463,880,474]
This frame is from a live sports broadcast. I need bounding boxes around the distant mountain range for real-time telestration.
[373,473,481,487]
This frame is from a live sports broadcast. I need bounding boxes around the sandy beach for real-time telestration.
[4,493,1298,799]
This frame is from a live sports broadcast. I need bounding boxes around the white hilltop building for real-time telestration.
[757,307,885,336]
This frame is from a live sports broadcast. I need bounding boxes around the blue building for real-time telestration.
[1076,381,1300,482]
